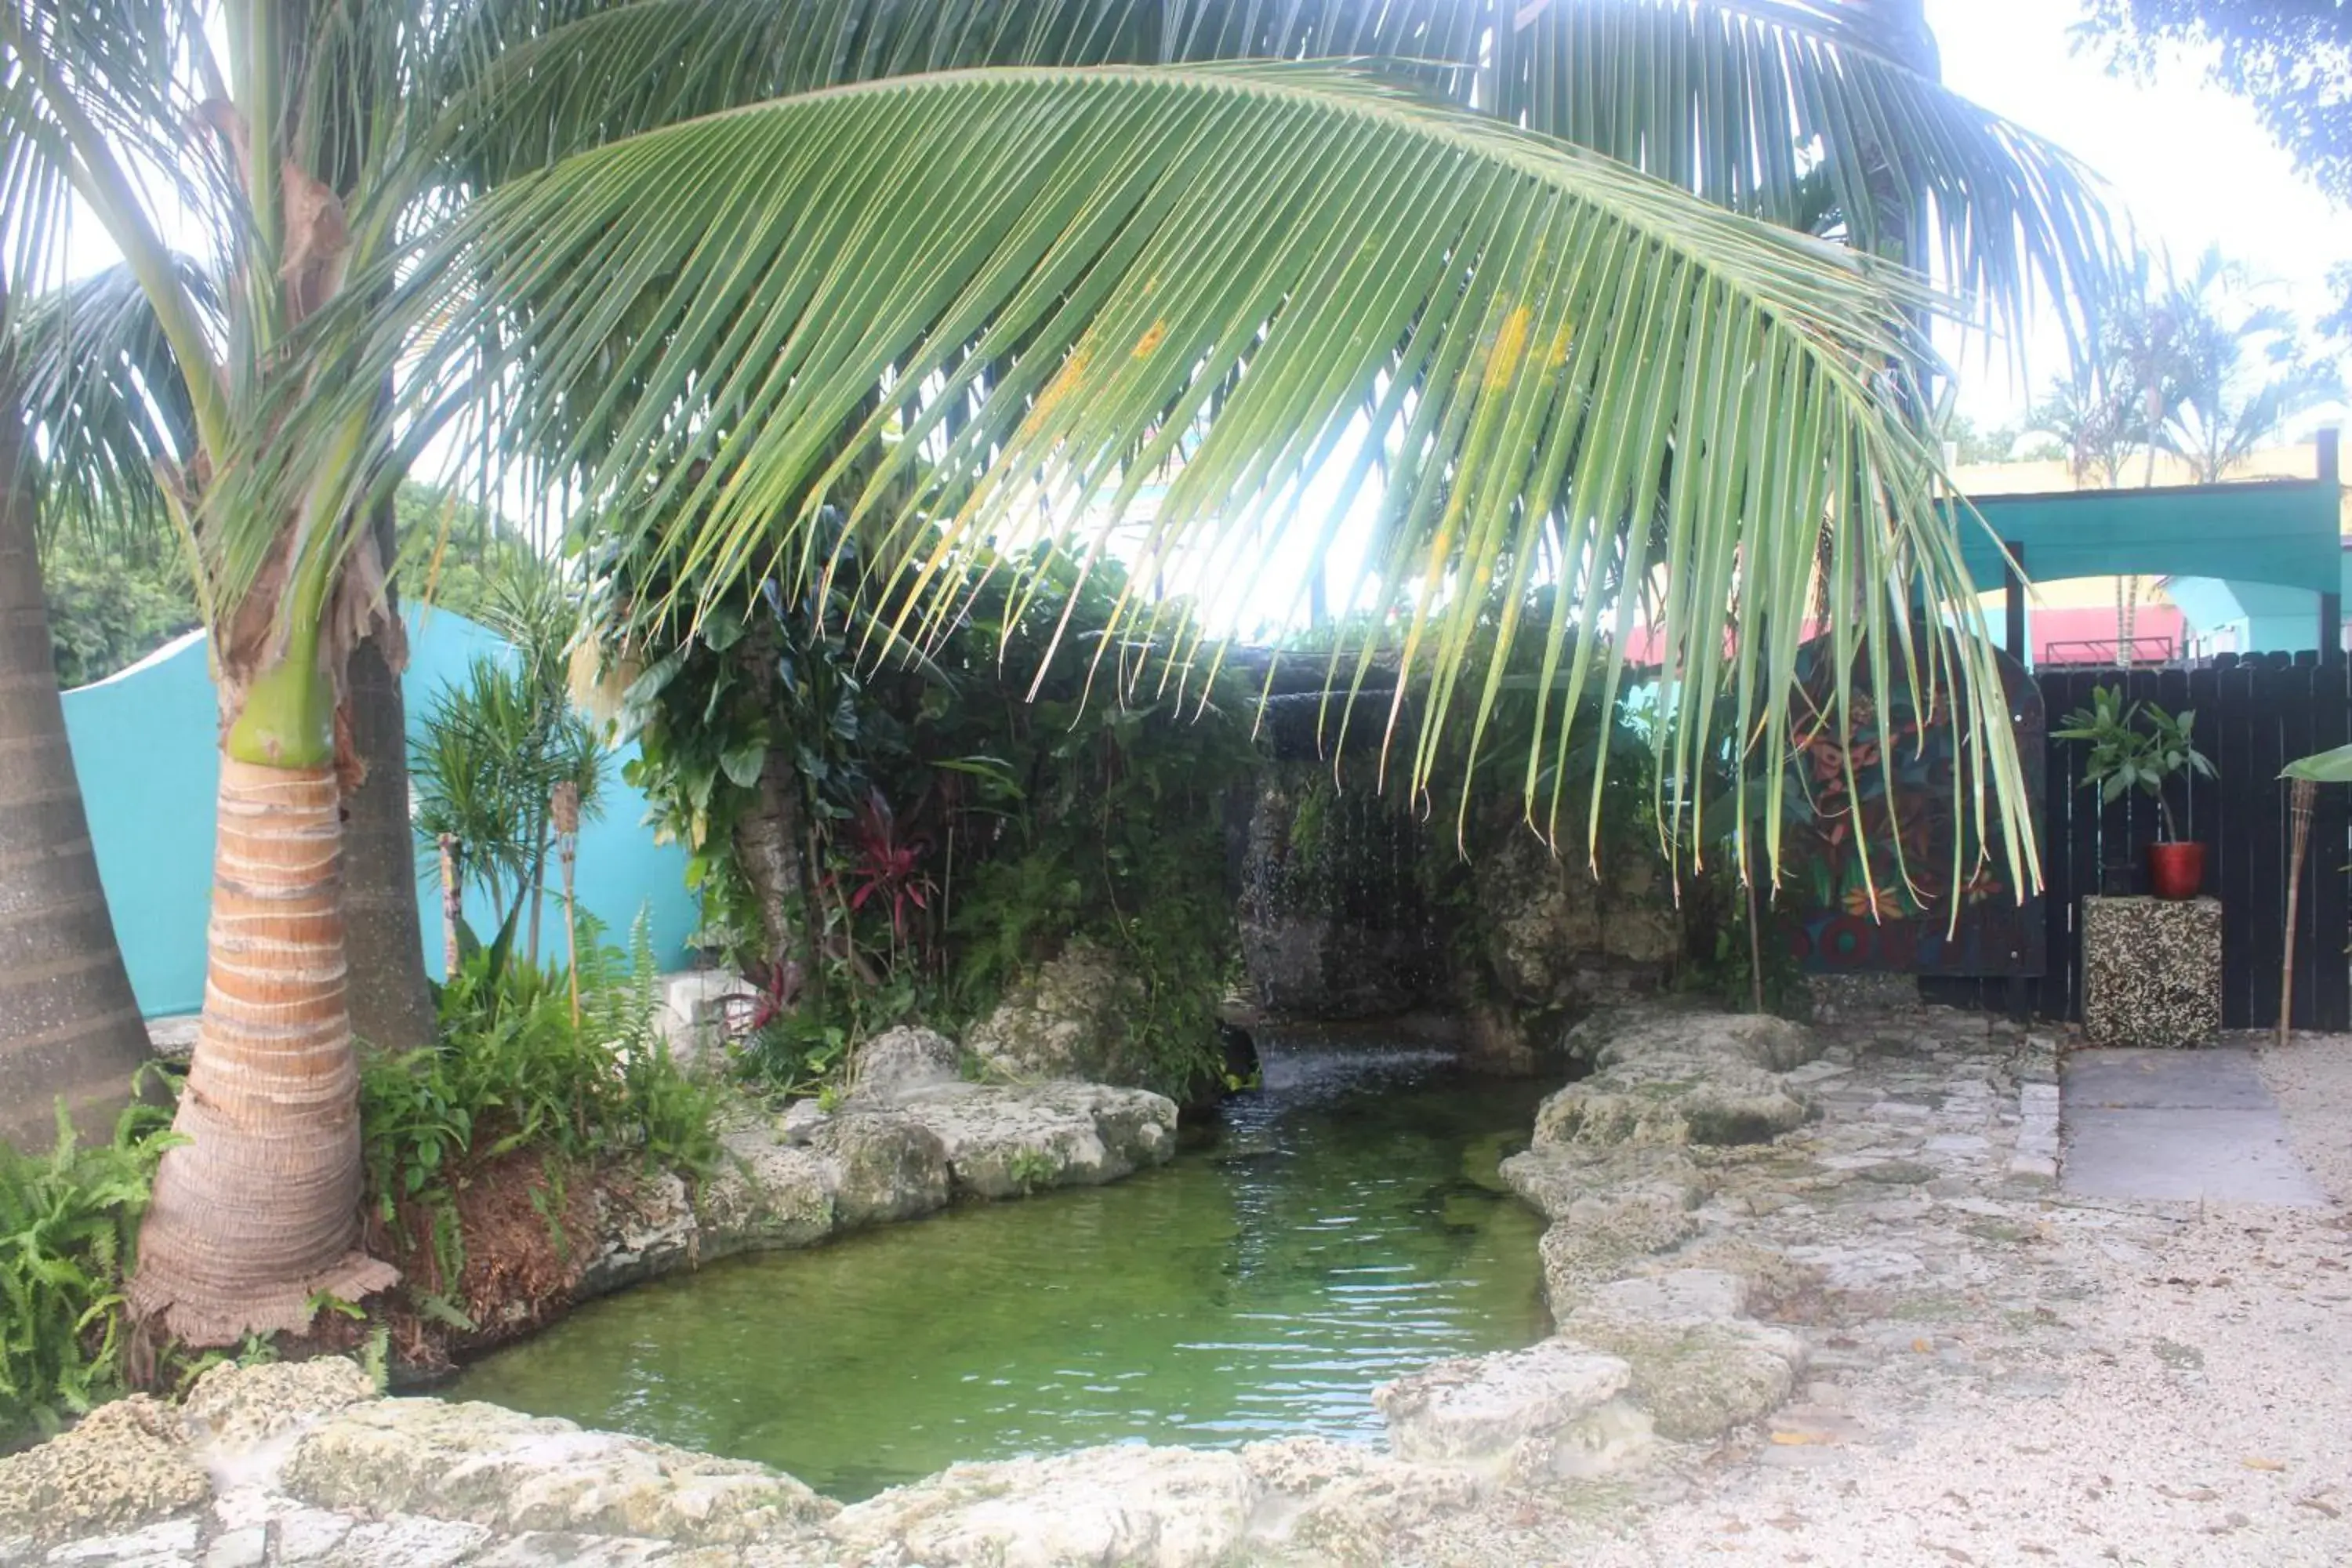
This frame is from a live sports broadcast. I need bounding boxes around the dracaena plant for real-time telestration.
[7,0,2119,1342]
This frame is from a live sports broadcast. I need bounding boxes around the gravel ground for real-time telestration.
[1399,1029,2352,1568]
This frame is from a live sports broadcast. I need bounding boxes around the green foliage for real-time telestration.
[394,481,540,624]
[411,637,603,938]
[607,524,1254,1099]
[1672,866,1813,1018]
[2055,684,2216,840]
[2285,743,2352,784]
[738,1013,851,1099]
[1005,1149,1057,1194]
[359,915,720,1221]
[0,1090,180,1443]
[41,551,200,688]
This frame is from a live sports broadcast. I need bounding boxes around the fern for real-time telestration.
[0,1084,179,1444]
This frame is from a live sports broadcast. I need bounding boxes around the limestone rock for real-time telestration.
[778,1100,829,1145]
[263,1508,493,1566]
[181,1357,378,1450]
[965,941,1170,1091]
[1373,1341,1631,1481]
[576,1169,702,1300]
[1500,1145,1708,1225]
[281,1399,833,1545]
[696,1133,836,1261]
[898,1082,1177,1198]
[1240,1437,1486,1566]
[1583,1268,1751,1323]
[1570,1006,1824,1076]
[829,1445,1255,1568]
[805,1112,951,1229]
[0,1396,208,1548]
[1474,833,1679,1015]
[1505,1147,1707,1316]
[1536,1007,1824,1149]
[846,1025,963,1104]
[1481,831,1605,1004]
[1558,1309,1807,1443]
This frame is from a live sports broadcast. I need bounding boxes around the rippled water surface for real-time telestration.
[448,1044,1549,1499]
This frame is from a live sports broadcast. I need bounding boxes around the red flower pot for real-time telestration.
[2146,841,2206,900]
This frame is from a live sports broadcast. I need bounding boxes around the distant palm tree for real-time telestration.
[5,0,2116,1342]
[2158,245,2341,484]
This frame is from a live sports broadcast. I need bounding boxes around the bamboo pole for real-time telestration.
[552,782,582,1028]
[437,832,462,978]
[2279,778,2317,1048]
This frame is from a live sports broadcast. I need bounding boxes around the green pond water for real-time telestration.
[448,1044,1551,1501]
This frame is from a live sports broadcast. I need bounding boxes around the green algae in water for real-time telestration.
[448,1046,1550,1500]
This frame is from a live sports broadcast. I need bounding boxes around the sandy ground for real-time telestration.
[1402,1029,2352,1568]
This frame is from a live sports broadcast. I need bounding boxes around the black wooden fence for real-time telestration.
[1929,653,2352,1030]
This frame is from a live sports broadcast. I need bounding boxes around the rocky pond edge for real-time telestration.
[1,1004,2053,1567]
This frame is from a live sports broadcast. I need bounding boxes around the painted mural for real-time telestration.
[1777,640,2045,978]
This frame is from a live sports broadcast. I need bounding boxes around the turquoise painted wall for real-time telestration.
[60,609,698,1018]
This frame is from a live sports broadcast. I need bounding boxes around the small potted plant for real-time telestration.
[2054,684,2217,898]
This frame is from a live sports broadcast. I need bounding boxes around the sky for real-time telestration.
[1925,0,2352,430]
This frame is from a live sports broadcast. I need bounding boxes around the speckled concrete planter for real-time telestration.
[2082,895,2222,1048]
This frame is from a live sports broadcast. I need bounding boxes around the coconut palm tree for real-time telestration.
[6,0,2115,1343]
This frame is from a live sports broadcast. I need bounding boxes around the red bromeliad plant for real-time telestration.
[839,790,938,946]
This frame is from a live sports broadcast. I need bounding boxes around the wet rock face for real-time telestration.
[1236,773,1440,1021]
[1476,832,1679,1013]
[281,1398,836,1546]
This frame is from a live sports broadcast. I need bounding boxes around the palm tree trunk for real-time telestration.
[0,388,155,1149]
[732,746,811,972]
[341,496,434,1051]
[126,756,395,1342]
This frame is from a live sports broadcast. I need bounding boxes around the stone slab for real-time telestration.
[2063,1050,2325,1206]
[2065,1048,2283,1111]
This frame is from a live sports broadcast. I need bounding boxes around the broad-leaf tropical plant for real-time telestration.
[6,0,2118,1341]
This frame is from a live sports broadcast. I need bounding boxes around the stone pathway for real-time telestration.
[2063,1047,2328,1207]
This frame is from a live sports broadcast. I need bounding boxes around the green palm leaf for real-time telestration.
[8,259,213,561]
[445,0,2114,338]
[344,60,2026,884]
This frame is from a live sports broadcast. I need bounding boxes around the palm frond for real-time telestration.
[436,0,2116,343]
[332,61,2027,884]
[9,258,212,560]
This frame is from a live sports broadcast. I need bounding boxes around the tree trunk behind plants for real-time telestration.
[341,607,435,1049]
[128,757,397,1342]
[732,745,812,974]
[340,397,434,1051]
[0,384,156,1149]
